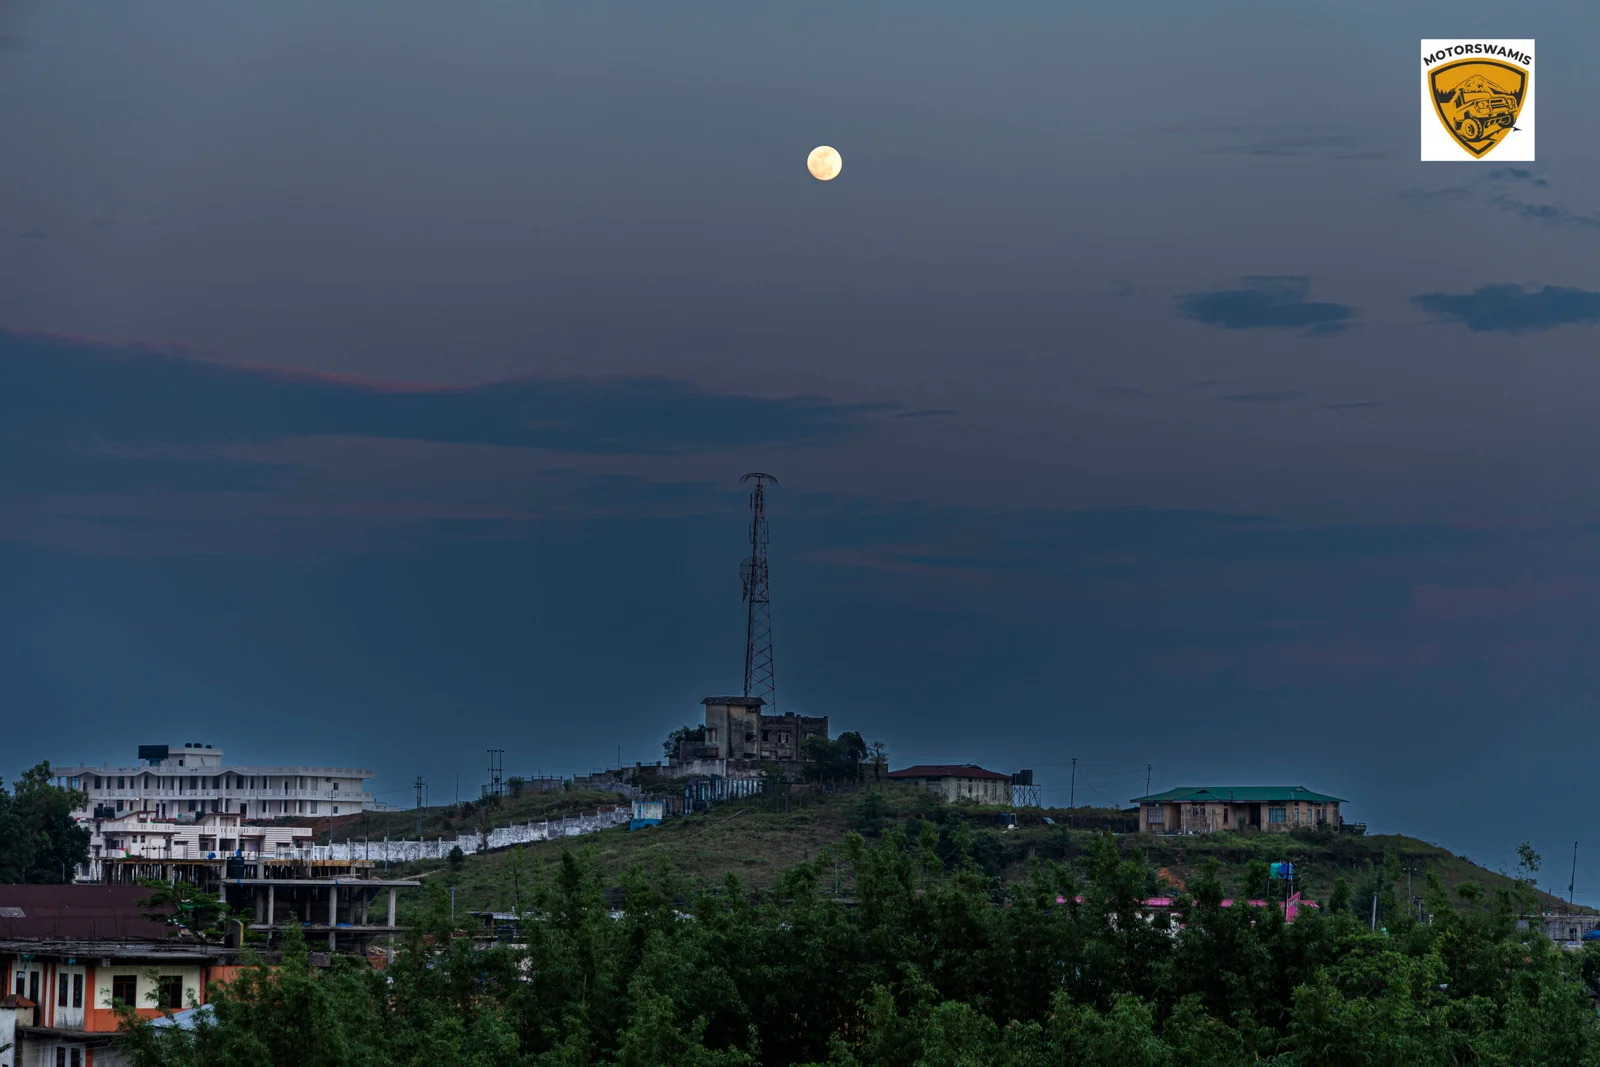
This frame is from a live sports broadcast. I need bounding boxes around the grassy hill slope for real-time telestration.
[390,785,1588,922]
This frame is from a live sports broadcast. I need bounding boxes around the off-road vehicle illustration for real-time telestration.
[1445,87,1517,142]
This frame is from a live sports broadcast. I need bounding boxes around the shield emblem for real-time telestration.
[1430,59,1527,158]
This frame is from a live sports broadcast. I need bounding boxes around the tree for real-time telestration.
[802,732,869,784]
[136,879,233,941]
[448,845,466,872]
[663,724,706,760]
[869,741,888,787]
[1516,841,1541,880]
[0,762,91,884]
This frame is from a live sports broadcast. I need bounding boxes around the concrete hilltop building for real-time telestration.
[55,742,377,823]
[1132,786,1345,835]
[674,697,829,774]
[887,764,1014,805]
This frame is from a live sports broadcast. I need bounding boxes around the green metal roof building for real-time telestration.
[1131,786,1346,834]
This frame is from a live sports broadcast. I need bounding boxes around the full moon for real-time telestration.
[807,145,841,181]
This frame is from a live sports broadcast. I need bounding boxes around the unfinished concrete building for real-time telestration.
[678,697,829,772]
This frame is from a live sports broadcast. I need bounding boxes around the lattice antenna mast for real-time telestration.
[740,473,778,710]
[487,749,505,798]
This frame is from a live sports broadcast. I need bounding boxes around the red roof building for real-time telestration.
[887,764,1013,805]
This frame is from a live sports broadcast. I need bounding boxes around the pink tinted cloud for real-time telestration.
[1410,579,1585,620]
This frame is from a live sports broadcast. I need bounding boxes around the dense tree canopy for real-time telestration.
[663,725,706,760]
[802,731,869,784]
[117,825,1600,1066]
[0,761,90,884]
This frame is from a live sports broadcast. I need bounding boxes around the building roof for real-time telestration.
[1131,786,1346,804]
[888,764,1013,781]
[0,885,172,942]
[701,696,765,706]
[0,941,237,961]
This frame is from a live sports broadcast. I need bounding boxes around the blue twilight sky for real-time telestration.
[6,1,1600,898]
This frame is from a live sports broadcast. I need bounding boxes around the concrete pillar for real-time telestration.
[328,886,338,953]
[361,892,369,926]
[387,888,397,928]
[266,885,275,930]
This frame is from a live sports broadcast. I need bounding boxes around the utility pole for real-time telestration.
[1371,893,1378,931]
[1145,764,1152,796]
[1070,758,1077,808]
[1571,842,1579,907]
[414,777,425,836]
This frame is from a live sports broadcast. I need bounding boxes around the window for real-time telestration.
[157,975,184,1010]
[118,776,125,788]
[1223,808,1230,824]
[111,974,138,1006]
[71,1050,82,1067]
[95,776,102,789]
[56,1049,65,1067]
[310,801,319,814]
[59,973,69,1006]
[73,972,83,1008]
[332,806,340,815]
[1268,807,1287,823]
[117,800,125,812]
[14,972,23,996]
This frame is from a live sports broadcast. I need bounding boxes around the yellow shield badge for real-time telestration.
[1429,59,1527,158]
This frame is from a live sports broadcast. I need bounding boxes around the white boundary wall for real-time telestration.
[310,805,631,864]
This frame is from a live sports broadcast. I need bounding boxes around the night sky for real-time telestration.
[6,2,1600,899]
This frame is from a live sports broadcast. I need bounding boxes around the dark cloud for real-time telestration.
[1179,276,1355,336]
[1485,193,1600,230]
[1217,391,1305,404]
[1396,187,1472,213]
[1,440,291,495]
[1410,285,1600,334]
[892,409,958,419]
[1487,167,1549,187]
[1,329,889,469]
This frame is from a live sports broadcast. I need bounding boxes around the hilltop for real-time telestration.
[384,785,1588,922]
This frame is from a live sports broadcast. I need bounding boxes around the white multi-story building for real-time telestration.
[55,742,377,823]
[82,809,316,881]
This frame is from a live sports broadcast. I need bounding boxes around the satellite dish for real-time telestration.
[739,557,754,600]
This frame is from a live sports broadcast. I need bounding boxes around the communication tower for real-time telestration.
[739,473,777,710]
